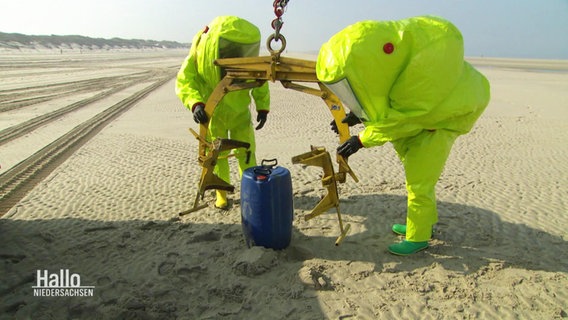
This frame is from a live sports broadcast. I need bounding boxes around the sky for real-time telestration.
[1,0,567,59]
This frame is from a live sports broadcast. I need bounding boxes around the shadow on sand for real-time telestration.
[1,194,566,319]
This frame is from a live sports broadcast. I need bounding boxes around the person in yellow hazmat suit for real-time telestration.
[317,16,490,255]
[176,16,270,209]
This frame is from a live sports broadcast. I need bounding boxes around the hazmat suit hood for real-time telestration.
[175,16,270,114]
[316,16,490,147]
[196,16,261,87]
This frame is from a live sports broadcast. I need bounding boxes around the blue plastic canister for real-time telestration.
[241,159,293,250]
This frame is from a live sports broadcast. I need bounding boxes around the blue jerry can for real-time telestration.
[241,159,293,250]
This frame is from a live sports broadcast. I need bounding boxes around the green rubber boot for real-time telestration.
[392,224,435,238]
[392,224,406,235]
[388,240,429,256]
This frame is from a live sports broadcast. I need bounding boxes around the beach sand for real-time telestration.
[1,51,567,319]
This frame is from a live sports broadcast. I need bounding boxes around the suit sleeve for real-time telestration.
[175,31,206,110]
[251,82,270,112]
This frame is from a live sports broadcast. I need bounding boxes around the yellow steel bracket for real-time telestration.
[179,128,251,216]
[183,49,359,236]
[291,146,356,246]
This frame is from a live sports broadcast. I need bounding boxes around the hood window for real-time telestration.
[325,79,369,121]
[218,37,260,59]
[218,38,260,79]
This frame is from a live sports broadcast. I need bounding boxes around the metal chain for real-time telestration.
[272,0,289,41]
[267,0,289,55]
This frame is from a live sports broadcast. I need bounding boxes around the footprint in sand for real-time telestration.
[97,276,112,286]
[175,265,207,281]
[158,252,180,275]
[189,229,222,243]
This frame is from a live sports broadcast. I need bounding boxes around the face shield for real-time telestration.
[218,38,260,59]
[325,78,369,122]
[218,38,260,78]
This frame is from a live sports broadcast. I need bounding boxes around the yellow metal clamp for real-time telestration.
[291,146,357,245]
[179,128,251,216]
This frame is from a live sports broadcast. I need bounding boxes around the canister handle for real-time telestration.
[254,159,278,177]
[261,158,278,168]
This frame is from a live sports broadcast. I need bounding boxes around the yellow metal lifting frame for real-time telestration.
[180,36,359,244]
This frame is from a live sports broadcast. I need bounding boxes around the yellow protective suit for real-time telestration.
[176,16,270,204]
[317,16,490,242]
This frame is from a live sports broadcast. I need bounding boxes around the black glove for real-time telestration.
[192,103,208,124]
[330,112,362,134]
[337,135,363,158]
[255,110,268,130]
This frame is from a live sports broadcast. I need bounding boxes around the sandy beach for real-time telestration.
[1,50,567,319]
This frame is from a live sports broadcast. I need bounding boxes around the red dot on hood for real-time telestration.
[383,43,394,54]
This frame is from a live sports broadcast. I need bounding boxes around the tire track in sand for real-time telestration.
[0,74,173,215]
